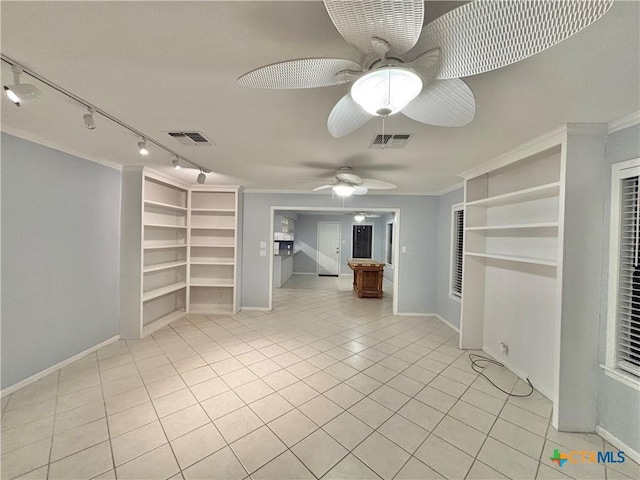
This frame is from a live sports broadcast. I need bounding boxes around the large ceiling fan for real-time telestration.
[238,0,613,138]
[313,167,396,197]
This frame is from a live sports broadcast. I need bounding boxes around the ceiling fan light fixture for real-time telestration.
[333,182,355,197]
[354,213,366,222]
[351,67,422,116]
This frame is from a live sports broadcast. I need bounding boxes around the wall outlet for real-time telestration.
[401,246,407,253]
[260,241,267,248]
[260,250,266,257]
[500,342,509,355]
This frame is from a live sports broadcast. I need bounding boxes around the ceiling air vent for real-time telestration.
[369,133,412,149]
[165,131,214,147]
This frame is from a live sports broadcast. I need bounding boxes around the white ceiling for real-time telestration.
[1,1,638,194]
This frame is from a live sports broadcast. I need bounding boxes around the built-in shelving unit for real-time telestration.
[120,167,242,339]
[459,124,608,433]
[188,190,240,314]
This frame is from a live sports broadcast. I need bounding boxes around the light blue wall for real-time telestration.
[436,188,464,328]
[598,124,640,453]
[1,133,121,389]
[242,193,438,313]
[292,214,385,274]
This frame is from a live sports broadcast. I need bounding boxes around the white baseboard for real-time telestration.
[1,335,120,397]
[482,345,553,401]
[397,311,430,317]
[241,307,271,312]
[432,313,461,333]
[292,272,316,275]
[596,425,640,465]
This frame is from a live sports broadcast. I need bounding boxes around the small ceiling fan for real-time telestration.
[237,0,613,138]
[350,212,382,222]
[313,167,396,197]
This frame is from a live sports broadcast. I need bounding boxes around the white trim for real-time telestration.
[483,345,553,401]
[596,425,640,465]
[244,189,438,196]
[241,307,271,312]
[601,365,640,391]
[608,111,640,135]
[459,124,607,180]
[433,313,461,333]
[1,335,120,397]
[397,312,432,316]
[448,292,462,303]
[435,183,464,196]
[3,127,122,170]
[291,272,316,275]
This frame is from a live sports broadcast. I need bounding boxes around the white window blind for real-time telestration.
[451,207,464,297]
[617,175,640,376]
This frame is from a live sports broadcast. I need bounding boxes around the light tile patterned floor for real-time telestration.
[2,275,639,479]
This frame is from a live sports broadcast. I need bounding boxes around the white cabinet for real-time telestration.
[120,168,242,339]
[460,124,607,432]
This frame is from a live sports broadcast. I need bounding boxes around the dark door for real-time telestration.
[352,225,373,258]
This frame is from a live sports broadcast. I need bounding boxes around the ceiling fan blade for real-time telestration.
[360,178,397,190]
[237,58,361,89]
[365,214,381,218]
[402,78,475,127]
[312,184,335,192]
[323,0,424,57]
[327,93,373,138]
[406,0,613,80]
[335,167,363,185]
[353,186,369,196]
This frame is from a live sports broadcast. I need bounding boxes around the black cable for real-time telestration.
[468,353,534,398]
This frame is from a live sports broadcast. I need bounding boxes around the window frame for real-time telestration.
[604,157,640,390]
[449,203,464,302]
[351,222,374,259]
[385,220,394,266]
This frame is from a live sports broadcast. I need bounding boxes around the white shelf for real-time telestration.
[143,281,187,302]
[144,244,187,250]
[143,261,187,273]
[190,208,235,213]
[190,243,235,248]
[144,223,188,229]
[190,260,234,265]
[465,251,558,267]
[190,227,235,231]
[466,182,561,208]
[190,279,234,287]
[466,222,559,231]
[142,309,185,336]
[144,200,188,212]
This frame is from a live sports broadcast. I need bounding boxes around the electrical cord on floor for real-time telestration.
[469,353,534,397]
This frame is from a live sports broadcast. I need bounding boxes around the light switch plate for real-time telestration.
[260,241,267,248]
[401,246,407,253]
[260,250,267,257]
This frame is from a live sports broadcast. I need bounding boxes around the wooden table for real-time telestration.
[347,259,385,298]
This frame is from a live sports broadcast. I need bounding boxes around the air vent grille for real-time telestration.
[369,133,412,149]
[165,131,214,147]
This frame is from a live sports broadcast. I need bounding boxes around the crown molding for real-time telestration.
[608,111,640,134]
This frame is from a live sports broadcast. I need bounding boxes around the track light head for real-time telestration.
[137,139,149,156]
[83,107,96,130]
[197,170,206,184]
[3,65,41,107]
[172,158,181,170]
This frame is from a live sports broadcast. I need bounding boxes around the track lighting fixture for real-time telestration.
[172,157,181,170]
[2,55,212,176]
[3,64,41,107]
[83,107,96,130]
[137,138,149,156]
